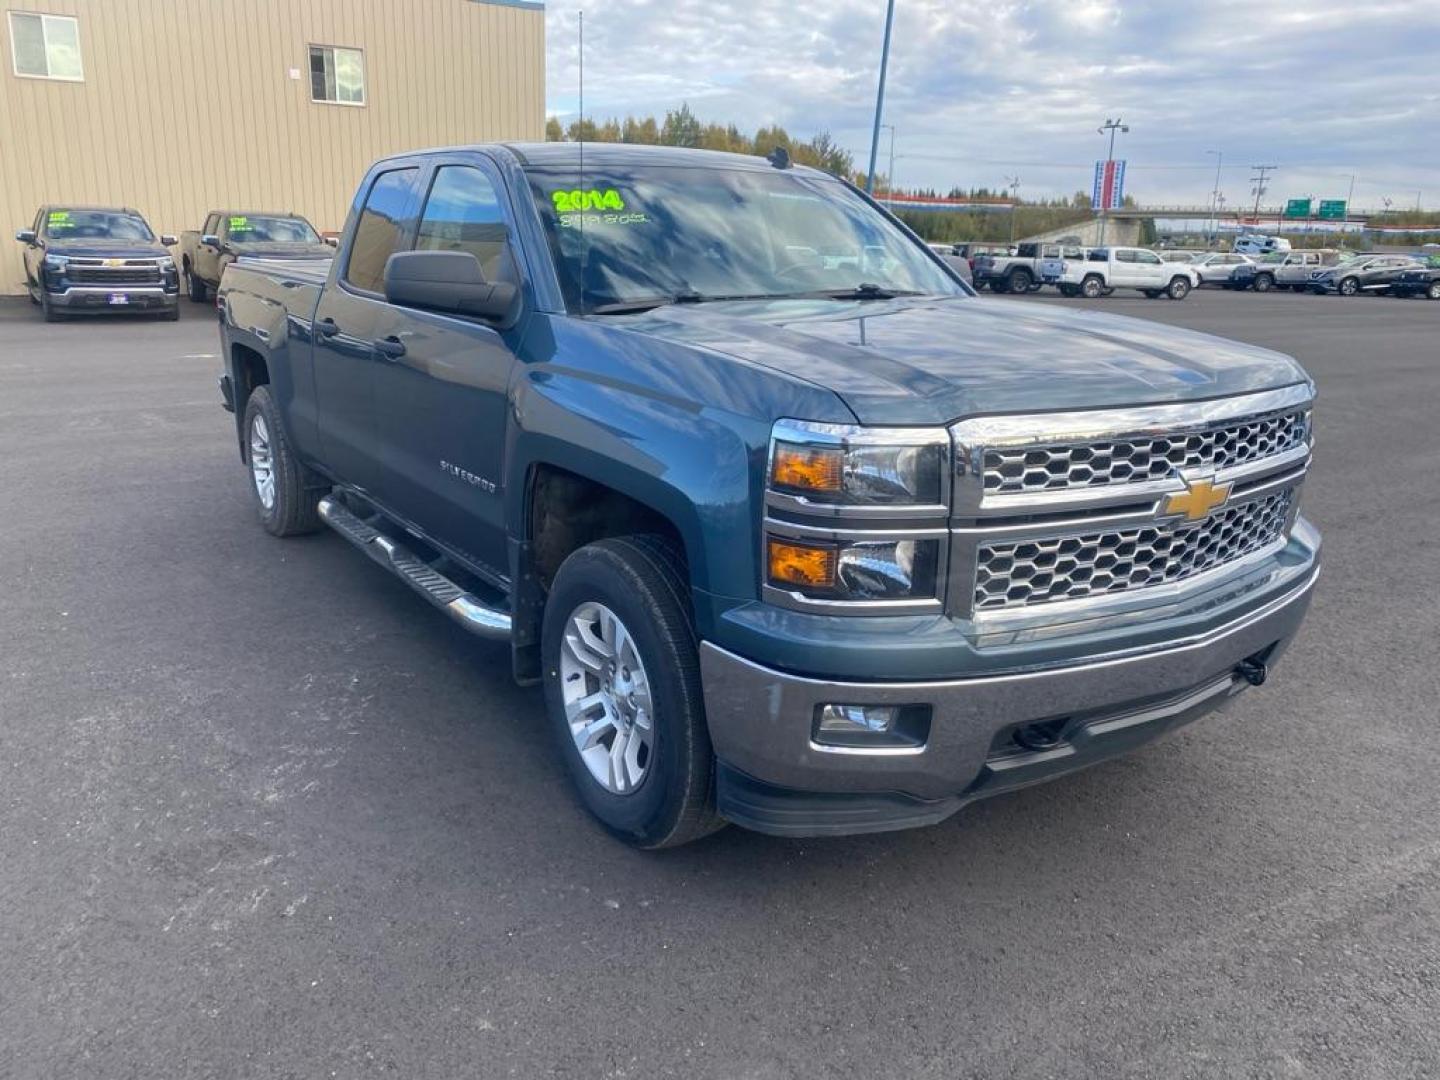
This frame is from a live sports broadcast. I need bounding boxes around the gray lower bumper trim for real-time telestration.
[701,567,1317,803]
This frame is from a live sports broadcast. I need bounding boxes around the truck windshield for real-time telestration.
[44,210,153,241]
[524,164,962,314]
[226,216,321,243]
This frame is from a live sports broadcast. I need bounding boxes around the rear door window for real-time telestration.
[345,167,421,294]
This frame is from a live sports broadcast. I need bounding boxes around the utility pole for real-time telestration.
[864,0,896,194]
[1249,164,1276,227]
[1005,175,1020,243]
[1096,118,1128,245]
[1205,150,1223,245]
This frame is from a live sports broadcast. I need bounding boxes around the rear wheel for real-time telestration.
[542,535,725,848]
[1167,276,1192,300]
[1080,275,1104,299]
[1008,268,1033,293]
[1253,273,1274,292]
[241,385,324,536]
[185,263,207,303]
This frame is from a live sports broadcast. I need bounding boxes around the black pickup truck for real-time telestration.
[218,143,1320,847]
[15,205,179,321]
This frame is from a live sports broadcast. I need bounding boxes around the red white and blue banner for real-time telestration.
[1092,159,1127,210]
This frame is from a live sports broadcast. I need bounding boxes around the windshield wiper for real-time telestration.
[587,288,708,315]
[797,283,925,301]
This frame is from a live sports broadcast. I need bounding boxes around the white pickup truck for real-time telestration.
[1042,246,1200,299]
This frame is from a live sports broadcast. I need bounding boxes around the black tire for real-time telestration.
[185,262,208,303]
[1142,289,1162,299]
[1167,276,1192,300]
[1008,268,1033,293]
[1059,284,1080,298]
[240,385,324,536]
[988,276,1009,294]
[1428,281,1440,301]
[542,535,725,849]
[1080,275,1104,299]
[1338,277,1359,297]
[162,304,180,322]
[1253,273,1274,292]
[40,292,63,322]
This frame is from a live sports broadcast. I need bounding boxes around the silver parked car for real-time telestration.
[1191,252,1254,288]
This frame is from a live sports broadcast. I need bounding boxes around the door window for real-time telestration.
[1135,251,1162,265]
[1114,250,1137,263]
[415,166,510,281]
[345,168,421,294]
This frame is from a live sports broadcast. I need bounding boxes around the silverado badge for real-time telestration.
[1162,474,1232,523]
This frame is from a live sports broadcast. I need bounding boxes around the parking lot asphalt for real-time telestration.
[2,288,1438,1079]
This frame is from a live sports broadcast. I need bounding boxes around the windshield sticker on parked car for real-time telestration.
[47,211,71,225]
[549,188,649,229]
[228,216,251,231]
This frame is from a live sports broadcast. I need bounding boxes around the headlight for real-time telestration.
[157,255,176,268]
[43,255,68,271]
[768,420,947,506]
[763,420,950,612]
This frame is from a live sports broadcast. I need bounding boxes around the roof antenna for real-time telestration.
[578,9,586,314]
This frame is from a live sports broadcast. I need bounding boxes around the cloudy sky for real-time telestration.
[544,0,1440,208]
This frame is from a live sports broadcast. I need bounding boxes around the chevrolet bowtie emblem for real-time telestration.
[103,258,124,266]
[1162,474,1232,523]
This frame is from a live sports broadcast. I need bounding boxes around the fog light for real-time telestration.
[813,703,931,750]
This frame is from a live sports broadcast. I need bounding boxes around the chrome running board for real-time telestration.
[318,495,512,640]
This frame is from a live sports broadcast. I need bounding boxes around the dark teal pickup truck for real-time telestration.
[217,143,1320,847]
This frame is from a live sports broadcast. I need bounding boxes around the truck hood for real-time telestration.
[43,238,170,259]
[628,296,1310,425]
[228,241,334,259]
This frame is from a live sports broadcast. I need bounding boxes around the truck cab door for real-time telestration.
[311,166,424,498]
[368,158,522,579]
[198,214,220,281]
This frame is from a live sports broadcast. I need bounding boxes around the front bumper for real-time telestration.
[47,286,179,311]
[702,557,1318,837]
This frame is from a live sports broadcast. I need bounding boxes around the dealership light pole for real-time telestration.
[865,0,896,194]
[1096,118,1128,245]
[880,124,897,206]
[1006,175,1020,242]
[1205,150,1223,244]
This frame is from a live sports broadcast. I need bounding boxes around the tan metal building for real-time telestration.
[0,0,545,293]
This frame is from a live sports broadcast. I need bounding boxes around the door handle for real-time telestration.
[313,316,339,339]
[372,335,406,360]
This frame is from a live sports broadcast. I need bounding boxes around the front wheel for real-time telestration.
[1428,281,1440,301]
[240,385,323,536]
[1080,275,1104,299]
[1254,273,1274,292]
[1167,276,1192,300]
[1059,284,1080,298]
[40,292,63,322]
[542,536,725,848]
[1338,277,1359,296]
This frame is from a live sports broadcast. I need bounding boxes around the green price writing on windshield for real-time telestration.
[48,211,71,223]
[228,216,250,229]
[552,188,626,213]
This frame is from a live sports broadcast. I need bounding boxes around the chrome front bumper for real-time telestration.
[702,561,1317,836]
[50,286,178,309]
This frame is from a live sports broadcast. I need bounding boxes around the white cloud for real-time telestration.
[546,0,1440,205]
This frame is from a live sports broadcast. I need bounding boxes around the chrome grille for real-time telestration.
[982,410,1309,494]
[974,490,1294,611]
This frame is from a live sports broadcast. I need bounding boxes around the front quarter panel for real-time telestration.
[506,313,853,635]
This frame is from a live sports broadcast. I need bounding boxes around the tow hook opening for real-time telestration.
[1013,717,1070,753]
[1236,655,1269,687]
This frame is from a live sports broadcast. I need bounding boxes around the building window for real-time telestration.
[8,11,83,81]
[309,44,364,105]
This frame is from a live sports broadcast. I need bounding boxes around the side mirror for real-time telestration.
[323,235,339,248]
[160,234,178,246]
[383,249,519,324]
[15,229,36,244]
[201,234,220,248]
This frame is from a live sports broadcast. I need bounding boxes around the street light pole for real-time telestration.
[1205,150,1223,246]
[864,0,896,194]
[880,124,897,207]
[1005,175,1020,243]
[1096,118,1128,245]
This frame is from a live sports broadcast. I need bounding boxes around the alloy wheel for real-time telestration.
[249,412,276,510]
[559,601,654,795]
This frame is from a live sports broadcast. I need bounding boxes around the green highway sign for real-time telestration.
[1318,200,1348,219]
[1284,199,1312,218]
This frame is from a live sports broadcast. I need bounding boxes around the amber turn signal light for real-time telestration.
[771,443,843,494]
[767,538,837,589]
